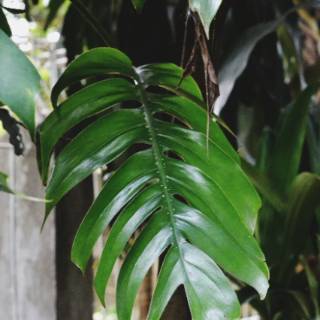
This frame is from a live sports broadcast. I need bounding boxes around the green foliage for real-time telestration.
[0,171,13,193]
[0,29,40,136]
[216,20,279,113]
[269,85,318,193]
[3,0,319,318]
[0,5,41,197]
[38,47,269,319]
[240,71,320,320]
[219,4,320,317]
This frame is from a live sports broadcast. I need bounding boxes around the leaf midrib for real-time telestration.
[135,72,193,298]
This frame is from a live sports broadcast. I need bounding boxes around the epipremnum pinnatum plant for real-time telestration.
[38,47,269,319]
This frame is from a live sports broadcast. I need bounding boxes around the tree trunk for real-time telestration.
[56,176,94,320]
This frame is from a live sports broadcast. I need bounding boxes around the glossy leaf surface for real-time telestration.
[39,47,269,319]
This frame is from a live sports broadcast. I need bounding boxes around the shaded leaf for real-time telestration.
[215,1,320,114]
[241,159,286,212]
[215,20,279,114]
[269,85,318,193]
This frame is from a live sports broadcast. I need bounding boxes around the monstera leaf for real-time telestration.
[38,47,269,319]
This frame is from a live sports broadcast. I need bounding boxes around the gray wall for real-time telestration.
[0,137,56,320]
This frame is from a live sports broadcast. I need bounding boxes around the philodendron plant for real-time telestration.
[38,47,269,319]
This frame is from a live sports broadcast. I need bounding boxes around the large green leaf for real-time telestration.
[0,30,40,135]
[40,48,269,319]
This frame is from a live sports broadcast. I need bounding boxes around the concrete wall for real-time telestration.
[0,137,56,320]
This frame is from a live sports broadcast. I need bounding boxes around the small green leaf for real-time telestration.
[0,171,47,202]
[0,171,13,193]
[0,30,40,135]
[189,0,223,39]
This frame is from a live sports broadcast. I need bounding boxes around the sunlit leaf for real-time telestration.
[0,30,40,136]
